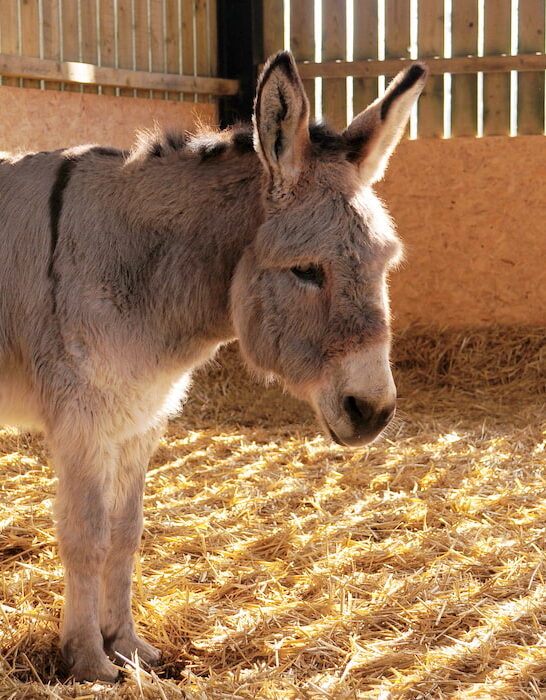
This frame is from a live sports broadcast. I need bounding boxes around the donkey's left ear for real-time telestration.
[344,62,428,185]
[254,51,310,196]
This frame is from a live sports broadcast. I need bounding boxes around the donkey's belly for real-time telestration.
[0,365,44,431]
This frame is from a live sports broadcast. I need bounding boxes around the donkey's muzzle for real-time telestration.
[334,395,395,446]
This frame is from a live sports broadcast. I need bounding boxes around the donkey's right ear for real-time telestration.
[343,62,428,185]
[254,51,310,197]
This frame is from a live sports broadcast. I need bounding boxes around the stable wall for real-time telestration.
[377,135,545,327]
[0,85,216,152]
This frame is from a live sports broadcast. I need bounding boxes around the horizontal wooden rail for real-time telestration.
[0,54,239,96]
[295,53,546,79]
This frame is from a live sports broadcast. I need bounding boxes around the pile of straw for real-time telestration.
[1,326,545,699]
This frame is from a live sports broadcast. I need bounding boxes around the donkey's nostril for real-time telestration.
[342,397,396,442]
[343,396,375,427]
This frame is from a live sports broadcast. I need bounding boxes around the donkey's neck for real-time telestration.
[121,150,264,362]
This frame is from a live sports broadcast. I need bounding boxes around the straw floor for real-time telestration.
[1,326,545,699]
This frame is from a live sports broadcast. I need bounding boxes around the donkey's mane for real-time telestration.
[131,121,357,164]
[130,123,255,163]
[0,121,355,169]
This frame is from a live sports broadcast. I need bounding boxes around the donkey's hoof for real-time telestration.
[70,654,120,683]
[63,635,120,683]
[107,633,161,667]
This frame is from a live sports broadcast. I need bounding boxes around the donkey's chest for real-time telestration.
[77,340,221,442]
[112,372,192,441]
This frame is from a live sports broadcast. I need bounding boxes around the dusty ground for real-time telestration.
[1,328,545,699]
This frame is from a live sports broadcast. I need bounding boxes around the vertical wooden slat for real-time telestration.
[149,0,165,100]
[99,0,116,95]
[418,0,444,138]
[208,0,217,78]
[21,0,41,90]
[518,0,545,135]
[482,0,511,136]
[385,0,411,136]
[353,0,378,116]
[290,0,315,120]
[42,0,61,90]
[451,0,478,137]
[385,0,411,59]
[134,0,148,95]
[165,0,180,101]
[134,0,149,98]
[81,0,99,93]
[62,0,80,92]
[0,1,20,86]
[208,0,217,108]
[181,0,194,101]
[195,0,208,103]
[117,0,133,97]
[263,0,284,58]
[322,0,346,130]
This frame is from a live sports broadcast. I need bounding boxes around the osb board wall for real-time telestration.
[0,86,216,152]
[377,135,546,327]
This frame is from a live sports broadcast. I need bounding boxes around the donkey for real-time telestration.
[0,52,426,681]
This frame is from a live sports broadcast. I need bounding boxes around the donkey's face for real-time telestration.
[231,53,427,447]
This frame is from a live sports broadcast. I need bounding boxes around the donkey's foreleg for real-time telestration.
[53,432,119,682]
[100,427,163,666]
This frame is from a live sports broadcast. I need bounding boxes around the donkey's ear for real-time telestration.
[343,62,428,185]
[254,51,310,195]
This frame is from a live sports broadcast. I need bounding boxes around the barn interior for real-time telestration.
[1,1,545,698]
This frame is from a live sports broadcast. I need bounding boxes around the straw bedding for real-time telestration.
[1,326,545,699]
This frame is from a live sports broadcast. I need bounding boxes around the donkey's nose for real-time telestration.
[342,395,396,444]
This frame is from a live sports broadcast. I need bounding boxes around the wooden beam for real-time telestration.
[292,53,546,79]
[0,53,239,96]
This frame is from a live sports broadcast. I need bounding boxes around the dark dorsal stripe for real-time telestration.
[48,154,79,311]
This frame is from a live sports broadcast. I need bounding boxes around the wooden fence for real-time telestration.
[0,0,237,101]
[1,1,544,135]
[264,0,546,137]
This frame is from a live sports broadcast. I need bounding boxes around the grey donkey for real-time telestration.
[0,52,427,681]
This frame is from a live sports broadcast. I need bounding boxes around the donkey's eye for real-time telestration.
[290,264,324,288]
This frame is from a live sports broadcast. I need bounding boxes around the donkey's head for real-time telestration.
[231,52,427,447]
